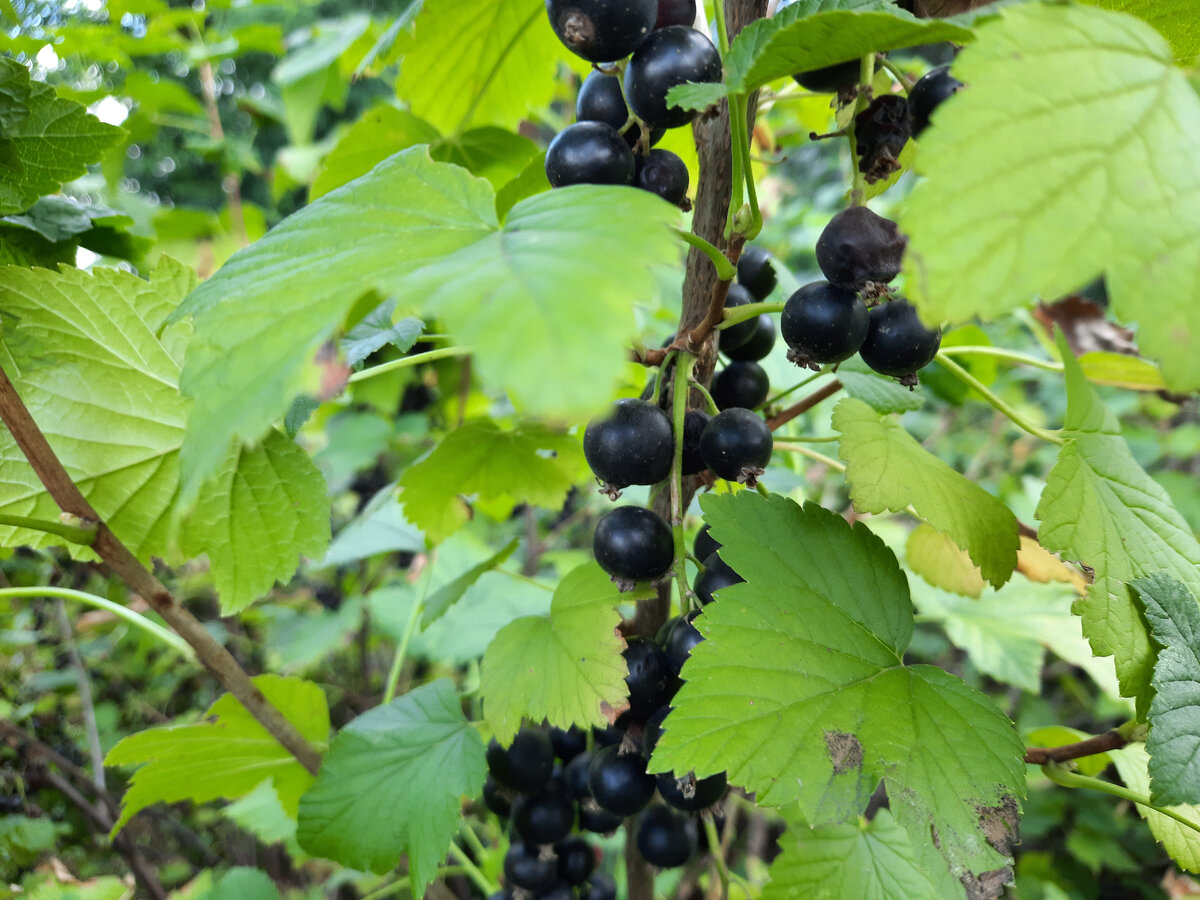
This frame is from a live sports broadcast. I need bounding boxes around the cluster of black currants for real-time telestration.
[708,246,779,413]
[543,0,718,207]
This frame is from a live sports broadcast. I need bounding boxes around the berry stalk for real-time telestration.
[670,352,698,612]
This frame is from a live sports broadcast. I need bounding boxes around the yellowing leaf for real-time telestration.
[906,523,985,598]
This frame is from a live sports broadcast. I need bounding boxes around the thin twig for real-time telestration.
[767,380,843,430]
[1023,730,1128,765]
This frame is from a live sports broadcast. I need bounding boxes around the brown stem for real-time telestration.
[767,380,843,430]
[0,364,322,775]
[198,59,249,248]
[1023,730,1128,765]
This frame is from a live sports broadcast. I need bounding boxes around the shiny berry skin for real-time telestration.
[815,206,906,289]
[655,0,696,28]
[546,0,657,62]
[719,283,759,352]
[699,408,771,483]
[505,842,558,891]
[641,704,670,757]
[546,122,636,188]
[593,506,674,583]
[582,874,617,900]
[657,769,726,811]
[723,314,776,362]
[593,722,625,747]
[908,65,963,137]
[488,729,556,791]
[512,786,576,845]
[663,609,702,674]
[584,398,674,491]
[736,245,777,300]
[484,775,513,817]
[576,72,663,148]
[858,299,941,379]
[550,726,587,763]
[780,280,869,367]
[564,751,594,800]
[711,360,769,411]
[535,883,574,900]
[623,637,675,719]
[636,805,697,868]
[692,524,719,563]
[625,26,722,129]
[694,550,744,604]
[579,801,624,833]
[556,836,596,885]
[680,409,710,476]
[587,745,656,816]
[635,149,689,205]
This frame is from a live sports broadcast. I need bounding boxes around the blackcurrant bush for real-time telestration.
[815,206,906,289]
[546,0,657,63]
[858,299,941,383]
[699,408,771,484]
[736,245,776,300]
[512,786,576,845]
[655,0,696,28]
[780,280,869,369]
[584,398,674,494]
[711,360,769,411]
[792,59,860,93]
[625,26,722,129]
[576,72,663,148]
[719,283,759,352]
[908,65,963,137]
[556,836,596,884]
[692,524,719,563]
[855,94,910,183]
[593,506,674,585]
[722,314,776,362]
[635,149,689,206]
[657,769,727,811]
[582,874,617,900]
[623,636,675,719]
[694,550,744,604]
[545,122,636,188]
[681,409,710,476]
[636,805,697,868]
[505,842,558,891]
[587,744,657,816]
[484,774,513,817]
[550,725,587,762]
[488,729,556,791]
[579,800,624,833]
[663,609,702,674]
[564,751,593,800]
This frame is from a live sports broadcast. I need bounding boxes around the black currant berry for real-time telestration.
[576,72,663,148]
[625,26,722,129]
[719,283,759,352]
[582,874,617,900]
[657,769,727,812]
[546,0,657,63]
[655,0,696,28]
[641,705,670,757]
[723,314,776,362]
[584,398,674,495]
[855,94,910,183]
[593,722,625,747]
[579,800,624,833]
[780,280,869,369]
[505,842,558,891]
[587,745,657,816]
[699,408,772,484]
[681,409,710,476]
[692,524,719,563]
[593,506,674,586]
[488,729,556,792]
[512,786,576,845]
[815,206,907,289]
[663,610,702,674]
[564,751,594,800]
[484,775,513,818]
[694,551,744,605]
[908,65,963,137]
[550,725,587,762]
[546,122,636,188]
[736,245,777,300]
[792,59,860,93]
[535,883,574,900]
[711,360,769,411]
[636,805,697,868]
[624,637,675,719]
[858,299,941,383]
[635,149,689,206]
[487,889,515,900]
[556,836,596,885]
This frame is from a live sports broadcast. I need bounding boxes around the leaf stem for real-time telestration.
[448,841,499,895]
[934,352,1064,444]
[1042,762,1200,836]
[847,54,876,207]
[728,93,761,239]
[876,55,914,92]
[773,443,846,472]
[671,354,698,613]
[655,349,680,406]
[495,568,554,592]
[675,229,737,280]
[717,301,784,330]
[382,558,436,705]
[0,513,97,546]
[349,347,472,384]
[703,816,730,900]
[937,345,1063,372]
[688,379,720,416]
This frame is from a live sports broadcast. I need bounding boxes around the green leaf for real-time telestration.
[423,537,520,627]
[1110,744,1200,873]
[0,57,124,214]
[1079,0,1200,64]
[1036,340,1200,710]
[837,359,925,414]
[1132,573,1200,806]
[394,0,565,135]
[296,678,486,888]
[271,14,371,86]
[654,492,1025,880]
[310,106,442,200]
[900,3,1200,393]
[495,152,551,221]
[222,778,304,857]
[105,676,329,832]
[905,523,984,599]
[322,484,425,566]
[833,397,1019,587]
[173,147,497,496]
[192,867,283,900]
[1078,351,1167,392]
[664,82,729,114]
[431,127,541,189]
[480,562,641,744]
[0,815,61,869]
[341,301,424,368]
[398,420,585,544]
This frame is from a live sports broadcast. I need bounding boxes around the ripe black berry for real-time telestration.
[625,26,722,129]
[593,722,625,747]
[793,59,860,93]
[722,314,776,362]
[694,551,744,605]
[711,360,769,411]
[719,282,759,352]
[815,206,906,289]
[536,883,574,900]
[641,704,670,757]
[546,122,636,188]
[505,842,558,891]
[512,786,576,845]
[780,280,869,369]
[680,409,710,476]
[636,805,697,868]
[692,524,719,563]
[699,408,772,484]
[546,0,657,62]
[488,729,556,791]
[593,506,674,585]
[635,149,689,206]
[555,836,596,885]
[579,800,624,833]
[858,299,941,383]
[908,65,963,137]
[587,744,656,816]
[484,775,513,817]
[582,874,617,900]
[736,246,777,300]
[655,0,696,28]
[584,398,674,495]
[663,610,702,674]
[623,637,675,719]
[564,751,593,800]
[550,725,587,763]
[576,72,663,148]
[855,94,910,183]
[657,769,726,812]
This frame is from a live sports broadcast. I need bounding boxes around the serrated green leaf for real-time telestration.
[398,420,583,544]
[1036,340,1200,711]
[654,492,1025,880]
[901,3,1200,393]
[173,147,497,496]
[480,562,640,744]
[906,523,984,598]
[222,778,304,857]
[834,397,1019,587]
[296,679,486,889]
[423,538,519,627]
[431,127,541,189]
[322,484,425,566]
[192,867,283,900]
[1110,744,1200,873]
[310,106,441,200]
[495,151,550,221]
[0,57,124,214]
[836,360,925,414]
[1079,0,1200,64]
[271,14,371,86]
[341,301,424,368]
[1078,351,1167,392]
[1132,573,1200,806]
[105,676,329,832]
[664,81,729,114]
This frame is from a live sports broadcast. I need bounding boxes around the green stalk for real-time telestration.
[1042,763,1200,836]
[703,817,731,900]
[675,229,737,280]
[348,347,471,384]
[934,352,1064,444]
[0,514,97,546]
[382,558,436,705]
[936,345,1063,372]
[717,301,785,330]
[670,354,698,612]
[688,379,720,415]
[876,56,914,92]
[654,349,680,406]
[846,54,877,207]
[447,841,499,895]
[773,444,846,472]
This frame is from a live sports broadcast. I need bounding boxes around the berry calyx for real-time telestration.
[555,836,596,885]
[815,206,906,289]
[545,122,636,188]
[512,786,576,845]
[722,313,776,362]
[546,0,657,63]
[584,398,675,496]
[488,728,556,792]
[908,65,963,137]
[694,550,744,605]
[625,26,722,129]
[858,299,941,386]
[587,744,657,816]
[635,148,690,207]
[576,71,663,148]
[699,408,772,486]
[657,769,727,812]
[736,245,777,300]
[623,636,675,719]
[680,409,711,476]
[504,842,558,891]
[636,805,697,868]
[780,280,869,369]
[593,506,674,587]
[655,0,696,29]
[711,360,770,411]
